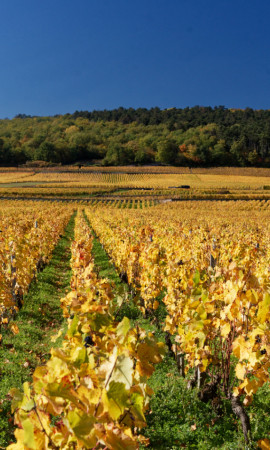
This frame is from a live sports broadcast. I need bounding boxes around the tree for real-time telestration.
[211,140,227,165]
[134,148,153,164]
[35,142,57,162]
[156,140,178,164]
[230,138,247,166]
[103,143,135,165]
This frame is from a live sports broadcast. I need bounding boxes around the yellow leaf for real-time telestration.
[104,425,138,450]
[221,323,231,338]
[201,358,209,372]
[153,300,159,310]
[233,386,241,397]
[10,323,19,335]
[205,302,215,313]
[257,293,270,322]
[22,419,35,449]
[245,378,259,395]
[190,300,200,309]
[235,363,246,380]
[110,354,133,389]
[116,317,130,340]
[258,438,270,450]
[232,336,250,360]
[51,329,63,342]
[7,429,25,449]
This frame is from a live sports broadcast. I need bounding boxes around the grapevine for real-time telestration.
[8,209,164,449]
[85,202,270,445]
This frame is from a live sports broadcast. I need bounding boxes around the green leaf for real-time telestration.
[90,312,110,331]
[46,383,82,410]
[9,388,24,413]
[103,381,129,420]
[70,346,88,366]
[68,314,79,337]
[67,409,95,438]
[130,393,145,422]
[193,270,200,286]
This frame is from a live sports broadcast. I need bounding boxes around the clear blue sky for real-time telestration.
[0,0,270,118]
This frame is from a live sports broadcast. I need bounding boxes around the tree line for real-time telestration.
[1,106,270,166]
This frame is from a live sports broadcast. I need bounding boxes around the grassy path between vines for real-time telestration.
[84,210,270,450]
[0,212,76,448]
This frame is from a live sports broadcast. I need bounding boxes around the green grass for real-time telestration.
[86,221,123,288]
[0,212,75,447]
[83,209,144,322]
[142,356,270,450]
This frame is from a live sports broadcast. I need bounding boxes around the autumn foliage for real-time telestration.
[8,210,164,449]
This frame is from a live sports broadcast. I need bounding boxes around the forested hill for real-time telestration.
[1,106,270,166]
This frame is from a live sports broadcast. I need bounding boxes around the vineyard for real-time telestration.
[3,168,270,190]
[0,189,270,448]
[2,168,270,203]
[0,202,72,335]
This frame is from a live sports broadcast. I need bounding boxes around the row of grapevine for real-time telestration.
[0,201,73,340]
[9,209,164,449]
[86,202,270,446]
[20,171,195,189]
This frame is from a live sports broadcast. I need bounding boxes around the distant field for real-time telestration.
[1,165,270,175]
[1,167,270,201]
[0,168,269,188]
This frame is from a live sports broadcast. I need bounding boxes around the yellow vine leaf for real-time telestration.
[257,293,270,322]
[51,328,63,342]
[235,363,246,380]
[116,317,130,341]
[153,300,159,310]
[10,323,19,335]
[258,438,270,450]
[221,323,231,338]
[21,419,35,449]
[110,354,134,389]
[7,429,26,449]
[103,425,138,450]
